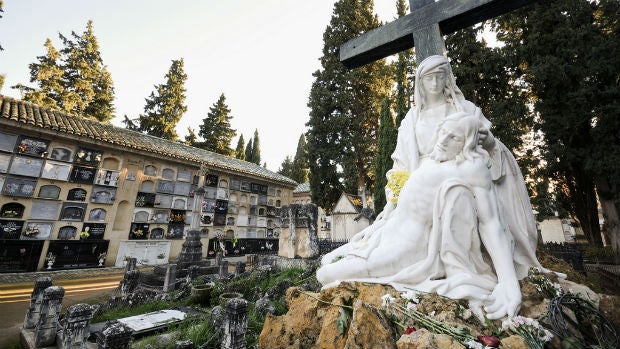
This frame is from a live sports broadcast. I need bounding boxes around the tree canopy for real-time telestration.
[197,93,236,156]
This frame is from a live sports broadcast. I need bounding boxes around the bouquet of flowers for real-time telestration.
[45,252,56,263]
[386,169,410,204]
[501,316,553,349]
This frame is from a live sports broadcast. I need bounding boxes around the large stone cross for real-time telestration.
[340,0,538,68]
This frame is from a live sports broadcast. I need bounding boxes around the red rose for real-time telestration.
[477,335,500,348]
[404,326,416,335]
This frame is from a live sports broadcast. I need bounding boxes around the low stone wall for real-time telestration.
[0,266,154,285]
[257,255,320,271]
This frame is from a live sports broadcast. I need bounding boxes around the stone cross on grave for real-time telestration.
[340,0,539,67]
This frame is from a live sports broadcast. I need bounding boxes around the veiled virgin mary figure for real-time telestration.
[317,55,546,319]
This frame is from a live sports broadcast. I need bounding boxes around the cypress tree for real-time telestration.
[251,129,261,165]
[139,58,188,141]
[198,93,236,156]
[245,138,253,163]
[290,134,309,183]
[373,98,396,214]
[278,155,294,179]
[235,134,246,160]
[306,0,391,212]
[184,127,198,146]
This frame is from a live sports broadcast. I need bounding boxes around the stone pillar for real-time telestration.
[187,265,199,282]
[175,339,194,349]
[34,286,65,347]
[163,263,177,292]
[221,298,248,349]
[219,260,229,278]
[215,251,223,266]
[120,269,139,297]
[96,320,133,349]
[23,276,53,329]
[125,257,137,272]
[235,261,246,275]
[58,303,94,349]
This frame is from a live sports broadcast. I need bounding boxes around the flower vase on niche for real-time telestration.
[45,252,55,270]
[80,227,90,240]
[98,252,106,266]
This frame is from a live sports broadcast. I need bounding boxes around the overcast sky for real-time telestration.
[0,0,398,172]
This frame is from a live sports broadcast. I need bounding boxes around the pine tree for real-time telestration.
[290,134,309,183]
[198,93,236,156]
[22,39,65,109]
[139,58,187,141]
[185,127,198,146]
[250,129,261,165]
[306,0,392,212]
[122,115,140,130]
[278,155,294,178]
[245,138,253,163]
[235,134,246,160]
[373,98,396,214]
[60,21,115,121]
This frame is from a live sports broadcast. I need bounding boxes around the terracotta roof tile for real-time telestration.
[0,95,297,187]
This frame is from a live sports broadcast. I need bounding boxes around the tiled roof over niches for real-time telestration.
[0,95,296,187]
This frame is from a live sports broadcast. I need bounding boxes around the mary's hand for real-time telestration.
[483,281,521,320]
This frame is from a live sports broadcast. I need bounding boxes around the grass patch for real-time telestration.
[92,299,185,323]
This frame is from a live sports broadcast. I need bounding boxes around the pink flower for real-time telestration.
[477,335,500,348]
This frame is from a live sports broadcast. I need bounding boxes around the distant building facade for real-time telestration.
[0,96,297,272]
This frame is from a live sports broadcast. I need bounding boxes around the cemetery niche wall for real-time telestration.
[0,95,297,272]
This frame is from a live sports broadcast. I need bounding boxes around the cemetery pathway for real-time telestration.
[0,275,122,348]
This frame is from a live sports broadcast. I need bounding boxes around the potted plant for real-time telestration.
[191,279,215,306]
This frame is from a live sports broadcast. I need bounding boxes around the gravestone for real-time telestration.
[96,320,133,349]
[57,303,94,349]
[221,298,249,349]
[34,286,65,347]
[163,264,177,292]
[279,204,319,259]
[23,277,53,329]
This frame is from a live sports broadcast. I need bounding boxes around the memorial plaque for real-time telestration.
[47,240,109,269]
[129,223,149,240]
[48,146,73,161]
[259,184,268,194]
[228,203,238,215]
[240,181,251,192]
[82,223,106,240]
[150,227,164,239]
[135,192,156,207]
[157,180,175,194]
[216,188,229,200]
[173,182,191,196]
[161,168,175,180]
[38,185,61,199]
[73,147,102,166]
[152,210,169,224]
[258,194,267,205]
[166,224,184,239]
[204,186,217,199]
[140,180,155,192]
[169,209,185,224]
[60,202,87,221]
[155,194,173,208]
[176,169,191,182]
[8,156,44,177]
[201,214,212,225]
[21,221,53,240]
[0,153,11,173]
[251,183,261,193]
[88,208,107,221]
[91,186,116,204]
[114,240,170,266]
[143,165,157,176]
[30,200,60,220]
[69,166,96,184]
[57,226,77,240]
[215,200,228,214]
[133,209,151,223]
[0,131,18,152]
[214,213,226,226]
[41,160,71,181]
[2,177,37,197]
[0,220,24,239]
[1,202,25,218]
[172,197,186,210]
[202,199,216,213]
[230,179,241,191]
[67,188,87,201]
[0,240,44,272]
[268,187,276,196]
[15,136,50,157]
[205,174,218,187]
[94,169,120,187]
